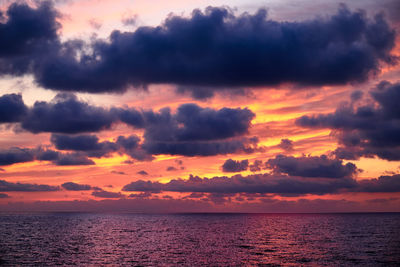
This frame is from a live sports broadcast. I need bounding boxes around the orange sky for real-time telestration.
[0,0,399,212]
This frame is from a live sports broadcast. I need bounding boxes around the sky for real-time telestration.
[0,0,400,212]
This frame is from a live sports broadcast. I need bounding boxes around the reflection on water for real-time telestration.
[0,213,399,266]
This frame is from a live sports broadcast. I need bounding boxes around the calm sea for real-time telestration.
[0,213,399,266]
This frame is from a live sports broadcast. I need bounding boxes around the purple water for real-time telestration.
[0,213,399,266]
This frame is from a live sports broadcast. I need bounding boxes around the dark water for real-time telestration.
[0,213,399,266]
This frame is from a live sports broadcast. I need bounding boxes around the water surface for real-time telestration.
[0,213,399,266]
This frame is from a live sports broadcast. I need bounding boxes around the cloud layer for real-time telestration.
[122,173,400,196]
[296,81,400,161]
[0,3,396,93]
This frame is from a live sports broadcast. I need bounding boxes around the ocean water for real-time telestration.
[0,213,399,266]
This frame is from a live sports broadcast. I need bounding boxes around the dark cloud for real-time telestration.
[123,171,400,195]
[143,138,257,157]
[112,107,145,128]
[116,135,151,160]
[266,154,358,178]
[128,191,153,199]
[0,90,257,158]
[22,94,116,134]
[53,153,95,166]
[141,104,257,156]
[278,139,294,152]
[143,104,254,141]
[61,182,92,191]
[249,160,263,172]
[91,189,124,198]
[357,174,400,192]
[350,90,363,102]
[222,159,249,172]
[296,81,400,161]
[166,166,178,171]
[0,1,60,75]
[122,180,162,193]
[51,133,145,159]
[35,148,60,161]
[0,94,27,123]
[33,5,396,93]
[36,148,94,166]
[2,103,254,164]
[0,147,95,166]
[51,134,119,157]
[0,180,59,192]
[111,170,126,175]
[122,173,357,195]
[137,170,148,176]
[0,148,34,166]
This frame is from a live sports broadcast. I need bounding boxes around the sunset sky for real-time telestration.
[0,0,400,212]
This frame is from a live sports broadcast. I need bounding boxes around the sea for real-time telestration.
[0,213,399,266]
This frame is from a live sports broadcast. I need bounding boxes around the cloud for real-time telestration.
[296,81,400,161]
[266,155,358,178]
[278,139,294,152]
[137,170,148,176]
[128,191,152,199]
[0,94,27,123]
[21,94,116,134]
[32,5,396,93]
[122,173,357,196]
[249,160,263,172]
[0,146,96,166]
[0,180,59,192]
[51,134,119,157]
[141,104,257,156]
[54,152,95,166]
[111,170,126,175]
[112,107,145,128]
[166,166,178,171]
[143,104,254,141]
[0,148,34,166]
[357,174,400,192]
[61,182,92,191]
[222,159,249,172]
[0,1,60,75]
[91,189,124,198]
[143,138,258,157]
[123,172,400,196]
[1,92,256,157]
